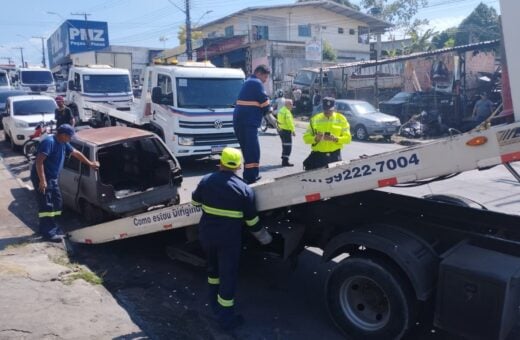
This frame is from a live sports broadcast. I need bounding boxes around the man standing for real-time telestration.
[472,92,494,124]
[277,99,296,167]
[31,124,99,242]
[303,97,351,170]
[233,65,271,184]
[54,96,75,128]
[191,147,272,330]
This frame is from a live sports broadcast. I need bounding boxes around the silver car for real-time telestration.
[335,100,401,141]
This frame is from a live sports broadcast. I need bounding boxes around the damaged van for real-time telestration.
[60,126,182,224]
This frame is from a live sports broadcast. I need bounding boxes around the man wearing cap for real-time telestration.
[303,97,351,170]
[233,64,271,184]
[54,96,75,128]
[192,147,272,330]
[31,124,99,242]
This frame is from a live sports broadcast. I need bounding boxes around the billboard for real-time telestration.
[47,20,109,68]
[305,39,322,61]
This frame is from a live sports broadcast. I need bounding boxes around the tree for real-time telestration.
[177,25,203,45]
[359,0,428,31]
[432,27,457,49]
[404,27,436,54]
[455,3,500,45]
[322,40,337,61]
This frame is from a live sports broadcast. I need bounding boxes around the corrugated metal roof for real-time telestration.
[75,126,154,146]
[198,0,391,32]
[327,40,500,70]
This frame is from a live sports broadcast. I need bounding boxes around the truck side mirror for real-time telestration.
[151,87,162,104]
[68,80,75,91]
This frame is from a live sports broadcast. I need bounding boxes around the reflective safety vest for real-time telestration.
[233,75,270,128]
[303,112,351,153]
[191,170,260,232]
[277,106,295,132]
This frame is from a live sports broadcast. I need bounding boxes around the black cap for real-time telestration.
[322,97,335,110]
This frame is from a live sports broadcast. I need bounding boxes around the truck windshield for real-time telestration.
[293,70,315,86]
[20,71,54,85]
[176,78,244,109]
[82,75,131,93]
[13,100,56,115]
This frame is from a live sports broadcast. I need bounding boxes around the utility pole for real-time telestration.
[185,0,193,60]
[32,36,47,67]
[71,12,91,47]
[12,47,24,67]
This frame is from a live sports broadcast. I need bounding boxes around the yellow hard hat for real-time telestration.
[220,147,242,169]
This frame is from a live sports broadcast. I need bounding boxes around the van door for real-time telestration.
[151,73,174,142]
[60,142,91,211]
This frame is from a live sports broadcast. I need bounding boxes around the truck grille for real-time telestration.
[177,132,238,146]
[179,120,234,129]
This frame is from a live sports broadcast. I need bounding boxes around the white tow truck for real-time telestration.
[67,2,520,339]
[65,65,134,124]
[81,61,244,158]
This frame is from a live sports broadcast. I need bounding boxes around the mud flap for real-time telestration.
[266,222,306,261]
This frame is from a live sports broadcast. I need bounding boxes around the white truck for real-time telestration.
[15,67,55,94]
[66,2,520,339]
[83,61,244,158]
[65,65,133,124]
[69,51,133,78]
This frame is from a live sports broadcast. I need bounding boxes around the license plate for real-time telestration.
[211,145,226,154]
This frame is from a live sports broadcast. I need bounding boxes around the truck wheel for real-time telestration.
[103,116,114,127]
[354,125,368,141]
[326,256,416,340]
[423,194,487,210]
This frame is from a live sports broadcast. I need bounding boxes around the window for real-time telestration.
[64,142,83,173]
[253,25,269,40]
[298,24,311,37]
[358,26,370,44]
[338,27,344,34]
[349,28,356,35]
[155,73,173,105]
[74,72,82,91]
[224,25,234,37]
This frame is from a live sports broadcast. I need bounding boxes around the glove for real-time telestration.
[251,227,273,245]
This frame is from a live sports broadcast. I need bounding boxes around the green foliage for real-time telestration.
[177,25,204,45]
[432,27,457,49]
[404,27,436,53]
[359,0,428,30]
[455,3,500,45]
[322,40,337,61]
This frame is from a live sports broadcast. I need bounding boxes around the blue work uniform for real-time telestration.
[30,135,73,238]
[191,170,260,327]
[233,75,270,183]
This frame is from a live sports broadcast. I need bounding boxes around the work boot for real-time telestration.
[282,160,294,167]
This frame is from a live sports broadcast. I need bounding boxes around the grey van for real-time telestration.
[60,126,182,224]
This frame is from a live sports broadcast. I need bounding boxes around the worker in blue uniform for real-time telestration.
[192,147,272,330]
[233,64,271,184]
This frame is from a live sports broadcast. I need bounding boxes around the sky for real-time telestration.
[0,0,500,66]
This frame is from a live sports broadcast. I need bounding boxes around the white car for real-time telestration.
[2,95,56,149]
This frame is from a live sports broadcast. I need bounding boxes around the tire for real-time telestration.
[326,256,416,340]
[4,130,11,143]
[23,140,39,161]
[103,116,114,127]
[424,194,488,210]
[260,117,268,132]
[81,200,105,225]
[354,125,368,141]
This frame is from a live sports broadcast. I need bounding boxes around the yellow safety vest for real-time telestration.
[303,112,351,152]
[277,106,295,132]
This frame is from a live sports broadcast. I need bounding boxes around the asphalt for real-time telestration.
[0,156,145,340]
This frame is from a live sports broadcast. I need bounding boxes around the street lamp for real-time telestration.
[193,10,213,29]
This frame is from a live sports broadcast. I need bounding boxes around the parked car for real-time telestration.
[379,91,452,123]
[59,126,182,224]
[335,99,401,140]
[0,89,28,129]
[2,95,56,149]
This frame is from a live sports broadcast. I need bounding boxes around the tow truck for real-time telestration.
[66,1,520,339]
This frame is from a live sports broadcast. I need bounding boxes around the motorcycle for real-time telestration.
[23,120,55,161]
[259,109,279,133]
[398,110,447,139]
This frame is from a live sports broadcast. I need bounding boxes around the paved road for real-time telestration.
[1,127,519,339]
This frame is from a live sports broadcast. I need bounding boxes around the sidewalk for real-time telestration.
[0,156,145,339]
